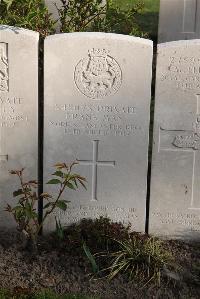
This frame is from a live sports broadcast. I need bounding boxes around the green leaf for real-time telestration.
[55,200,68,211]
[52,171,63,178]
[13,189,23,197]
[3,0,14,10]
[23,187,31,193]
[55,217,64,240]
[27,11,37,20]
[47,179,62,185]
[13,206,24,219]
[25,201,32,219]
[13,206,23,213]
[73,178,78,188]
[65,181,76,190]
[83,242,99,273]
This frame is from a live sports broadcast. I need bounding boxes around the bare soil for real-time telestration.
[0,229,199,299]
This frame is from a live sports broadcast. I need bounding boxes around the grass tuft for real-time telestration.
[98,235,175,286]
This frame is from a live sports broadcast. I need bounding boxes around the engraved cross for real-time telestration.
[159,94,200,210]
[77,140,115,201]
[182,0,197,33]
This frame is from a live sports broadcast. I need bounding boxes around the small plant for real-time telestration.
[5,161,86,251]
[0,0,147,37]
[100,235,174,286]
[0,0,55,38]
[57,0,146,37]
[58,217,131,254]
[57,0,107,33]
[83,241,99,274]
[55,216,65,241]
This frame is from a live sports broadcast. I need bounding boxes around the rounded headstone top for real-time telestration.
[45,32,153,47]
[0,25,39,39]
[158,39,200,49]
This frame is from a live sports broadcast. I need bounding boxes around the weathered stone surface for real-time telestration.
[159,0,200,42]
[149,40,200,240]
[44,33,153,232]
[0,26,38,228]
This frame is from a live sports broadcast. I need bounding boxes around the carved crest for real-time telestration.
[173,117,200,150]
[0,43,9,92]
[74,49,122,99]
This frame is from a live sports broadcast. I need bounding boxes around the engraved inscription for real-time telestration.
[152,212,200,231]
[162,55,200,90]
[159,94,200,210]
[77,140,115,201]
[50,103,142,137]
[55,205,138,227]
[0,43,9,92]
[74,49,122,99]
[0,96,29,128]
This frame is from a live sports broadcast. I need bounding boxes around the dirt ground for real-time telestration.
[0,229,199,299]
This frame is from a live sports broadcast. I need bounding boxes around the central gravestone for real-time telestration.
[0,26,38,228]
[44,33,153,231]
[150,40,200,240]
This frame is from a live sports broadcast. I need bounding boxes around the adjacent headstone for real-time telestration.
[158,0,200,42]
[149,40,200,240]
[44,33,153,232]
[0,26,38,228]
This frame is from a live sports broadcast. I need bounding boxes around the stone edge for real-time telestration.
[45,32,153,47]
[158,39,200,50]
[0,25,39,39]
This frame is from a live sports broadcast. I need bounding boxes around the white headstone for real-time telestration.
[158,0,200,42]
[44,33,153,232]
[0,26,39,228]
[149,40,200,240]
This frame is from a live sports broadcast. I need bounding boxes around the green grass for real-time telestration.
[113,0,160,39]
[0,290,100,299]
[114,0,159,12]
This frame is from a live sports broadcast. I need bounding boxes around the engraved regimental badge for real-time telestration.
[74,49,122,99]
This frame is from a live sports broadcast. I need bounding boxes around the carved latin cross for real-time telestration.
[159,94,200,210]
[77,140,115,201]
